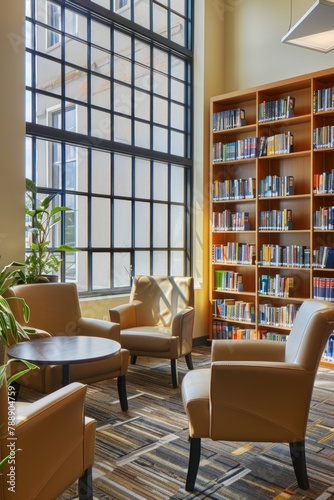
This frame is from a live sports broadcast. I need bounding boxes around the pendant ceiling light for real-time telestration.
[282,0,334,53]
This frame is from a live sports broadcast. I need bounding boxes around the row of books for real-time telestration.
[212,243,334,269]
[258,175,294,197]
[313,126,334,149]
[313,170,334,194]
[213,138,258,162]
[212,321,257,339]
[313,246,334,268]
[215,270,243,291]
[212,298,255,322]
[212,178,256,200]
[258,303,299,328]
[313,86,334,112]
[212,211,250,231]
[324,335,334,360]
[259,209,292,230]
[313,206,334,230]
[212,108,246,131]
[212,242,256,265]
[259,243,310,268]
[259,132,294,156]
[313,277,334,301]
[258,96,295,122]
[259,274,294,297]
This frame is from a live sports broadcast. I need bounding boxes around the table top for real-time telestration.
[8,336,121,366]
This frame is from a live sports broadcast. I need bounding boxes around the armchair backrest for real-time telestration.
[130,275,194,327]
[6,283,82,336]
[285,299,334,371]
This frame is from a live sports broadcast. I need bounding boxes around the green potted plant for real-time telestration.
[25,179,77,283]
[0,261,38,469]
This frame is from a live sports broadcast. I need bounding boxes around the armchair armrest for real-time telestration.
[77,317,120,342]
[109,303,137,329]
[212,338,286,362]
[171,307,194,340]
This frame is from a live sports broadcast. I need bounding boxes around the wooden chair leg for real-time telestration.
[131,355,137,365]
[78,467,93,500]
[186,437,201,492]
[289,440,309,490]
[171,359,178,388]
[185,352,194,370]
[117,375,128,411]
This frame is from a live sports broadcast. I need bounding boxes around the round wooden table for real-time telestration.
[8,336,121,386]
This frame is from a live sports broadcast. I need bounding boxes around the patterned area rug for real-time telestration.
[20,346,334,499]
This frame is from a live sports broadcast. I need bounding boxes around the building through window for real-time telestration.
[25,0,193,294]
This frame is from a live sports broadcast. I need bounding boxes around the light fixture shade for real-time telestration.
[282,0,334,53]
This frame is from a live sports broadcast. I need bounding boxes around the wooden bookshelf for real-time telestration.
[209,67,334,367]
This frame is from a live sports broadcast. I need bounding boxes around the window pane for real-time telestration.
[114,199,131,247]
[91,20,111,50]
[91,109,111,140]
[171,130,184,156]
[153,251,167,274]
[91,75,111,109]
[152,3,167,38]
[92,198,110,247]
[134,40,150,65]
[113,252,131,287]
[135,121,150,149]
[134,251,150,275]
[171,165,184,203]
[114,154,132,197]
[92,47,111,75]
[153,162,168,200]
[135,158,151,199]
[114,30,132,59]
[75,251,88,291]
[92,150,111,195]
[171,13,186,46]
[171,102,184,130]
[76,195,88,247]
[93,252,110,289]
[153,96,168,126]
[114,84,131,115]
[134,90,150,120]
[171,251,184,275]
[135,202,150,247]
[153,203,167,246]
[36,56,61,95]
[114,115,131,144]
[153,126,167,153]
[114,56,132,84]
[65,66,88,102]
[134,1,149,28]
[65,38,87,67]
[171,205,184,246]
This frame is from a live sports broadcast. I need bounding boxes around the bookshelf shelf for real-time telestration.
[209,67,334,367]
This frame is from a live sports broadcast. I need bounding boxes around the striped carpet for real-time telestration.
[21,346,334,499]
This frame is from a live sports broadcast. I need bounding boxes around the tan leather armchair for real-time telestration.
[182,299,334,491]
[109,275,195,387]
[0,381,96,500]
[6,283,130,410]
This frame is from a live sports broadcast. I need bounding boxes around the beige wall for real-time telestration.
[222,0,334,92]
[0,1,26,266]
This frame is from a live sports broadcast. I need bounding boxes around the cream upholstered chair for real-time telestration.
[0,381,96,500]
[182,299,334,492]
[109,275,195,388]
[6,283,130,410]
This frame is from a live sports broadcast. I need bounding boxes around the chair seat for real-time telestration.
[121,327,174,352]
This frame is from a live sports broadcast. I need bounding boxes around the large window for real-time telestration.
[25,0,193,294]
